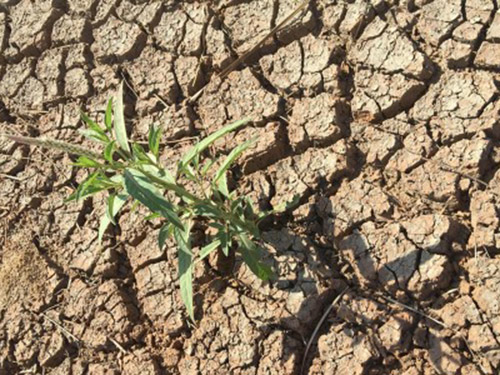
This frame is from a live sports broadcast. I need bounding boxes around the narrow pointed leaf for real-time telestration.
[148,124,162,158]
[230,196,245,212]
[106,194,117,225]
[142,164,176,184]
[80,111,105,134]
[144,212,161,221]
[180,163,197,181]
[105,98,113,131]
[217,229,230,257]
[138,167,196,203]
[217,173,229,197]
[158,223,173,249]
[76,171,99,201]
[103,141,116,162]
[180,118,250,170]
[78,128,109,143]
[98,193,128,243]
[201,157,217,176]
[130,200,140,212]
[65,184,108,202]
[132,143,150,162]
[110,174,124,185]
[208,222,224,230]
[199,239,221,261]
[238,234,273,281]
[123,169,184,230]
[114,82,130,153]
[244,196,256,218]
[174,223,194,321]
[271,194,300,214]
[66,174,116,202]
[213,137,256,184]
[192,202,220,218]
[73,156,102,168]
[193,153,200,169]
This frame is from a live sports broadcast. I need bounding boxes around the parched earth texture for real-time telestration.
[1,0,500,374]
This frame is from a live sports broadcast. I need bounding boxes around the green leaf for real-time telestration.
[192,202,221,219]
[238,234,273,281]
[114,82,130,153]
[208,222,224,230]
[98,193,128,243]
[199,239,221,261]
[158,223,173,249]
[174,222,194,321]
[148,124,162,158]
[105,98,113,131]
[142,164,176,184]
[80,111,106,135]
[244,196,256,218]
[75,172,99,201]
[271,194,300,214]
[130,200,140,212]
[213,137,256,184]
[66,184,106,202]
[200,157,217,176]
[132,143,150,162]
[123,169,184,230]
[103,141,116,162]
[66,174,116,202]
[217,229,230,257]
[217,173,229,197]
[78,128,109,143]
[179,163,197,182]
[193,153,200,169]
[230,196,245,213]
[73,155,102,168]
[138,167,196,204]
[144,212,161,221]
[106,194,117,225]
[109,174,124,185]
[179,118,250,172]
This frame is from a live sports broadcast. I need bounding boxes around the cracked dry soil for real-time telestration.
[1,0,500,374]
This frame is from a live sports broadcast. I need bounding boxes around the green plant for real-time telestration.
[5,83,295,320]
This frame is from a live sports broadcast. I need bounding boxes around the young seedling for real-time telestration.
[4,83,296,320]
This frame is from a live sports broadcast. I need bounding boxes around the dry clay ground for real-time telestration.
[1,0,500,374]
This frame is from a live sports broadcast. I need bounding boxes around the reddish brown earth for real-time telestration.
[1,0,500,374]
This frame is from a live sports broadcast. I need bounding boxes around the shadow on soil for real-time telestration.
[259,214,470,374]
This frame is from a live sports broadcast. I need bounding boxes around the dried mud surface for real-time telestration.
[1,0,500,374]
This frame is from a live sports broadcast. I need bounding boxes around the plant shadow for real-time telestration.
[253,204,473,374]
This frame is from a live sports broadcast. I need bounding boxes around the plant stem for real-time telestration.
[138,166,256,235]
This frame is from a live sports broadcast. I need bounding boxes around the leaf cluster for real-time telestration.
[71,83,294,320]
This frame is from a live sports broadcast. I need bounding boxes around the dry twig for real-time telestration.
[301,286,349,375]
